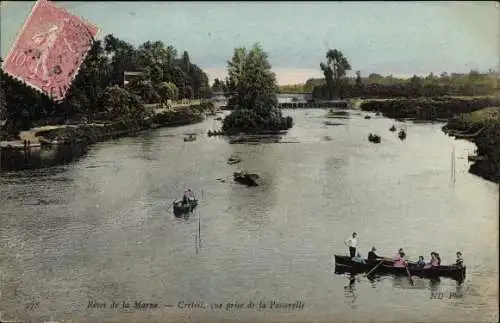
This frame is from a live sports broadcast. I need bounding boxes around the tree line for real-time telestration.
[0,34,212,135]
[277,50,498,99]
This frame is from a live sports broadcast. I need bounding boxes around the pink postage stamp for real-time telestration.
[1,0,99,101]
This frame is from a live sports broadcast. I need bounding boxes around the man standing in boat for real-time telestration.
[344,232,358,258]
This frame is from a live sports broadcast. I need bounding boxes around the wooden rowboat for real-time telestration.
[334,255,466,281]
[173,199,198,217]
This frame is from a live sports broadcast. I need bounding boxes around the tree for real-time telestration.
[212,78,225,92]
[320,49,351,99]
[222,43,293,133]
[157,82,179,102]
[100,85,145,119]
[355,71,362,87]
[184,85,194,99]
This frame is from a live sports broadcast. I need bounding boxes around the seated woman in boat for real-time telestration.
[393,248,407,268]
[416,256,425,267]
[367,246,381,261]
[424,252,440,269]
[455,251,464,267]
[187,189,196,201]
[352,252,366,264]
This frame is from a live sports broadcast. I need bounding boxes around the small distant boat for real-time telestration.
[173,199,198,217]
[227,156,242,165]
[389,125,397,132]
[234,171,260,186]
[184,134,196,142]
[364,115,371,119]
[398,129,407,140]
[368,133,381,143]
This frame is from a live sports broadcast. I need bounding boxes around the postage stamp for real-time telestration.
[1,0,99,101]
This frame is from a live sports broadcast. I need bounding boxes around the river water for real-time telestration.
[0,109,498,323]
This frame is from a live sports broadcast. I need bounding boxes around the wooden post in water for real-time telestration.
[451,145,456,184]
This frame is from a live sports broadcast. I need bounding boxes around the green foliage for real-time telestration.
[320,49,352,99]
[1,34,212,135]
[100,85,146,120]
[222,43,293,133]
[212,78,225,92]
[157,82,179,101]
[310,70,499,99]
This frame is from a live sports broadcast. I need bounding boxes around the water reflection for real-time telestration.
[393,276,427,289]
[343,273,359,308]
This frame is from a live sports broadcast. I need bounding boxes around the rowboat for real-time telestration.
[184,134,196,142]
[368,133,381,143]
[334,255,466,281]
[234,171,260,186]
[173,199,198,217]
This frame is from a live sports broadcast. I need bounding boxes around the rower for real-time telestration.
[182,190,190,205]
[393,248,407,268]
[344,232,358,258]
[367,246,380,261]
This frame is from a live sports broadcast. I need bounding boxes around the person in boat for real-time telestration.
[182,190,190,205]
[367,246,381,261]
[187,189,195,201]
[352,252,366,264]
[344,232,358,258]
[416,256,426,267]
[424,252,440,269]
[455,251,464,268]
[393,248,407,268]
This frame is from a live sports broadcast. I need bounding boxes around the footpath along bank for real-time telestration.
[0,101,216,171]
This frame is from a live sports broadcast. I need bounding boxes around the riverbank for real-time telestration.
[0,102,214,171]
[359,96,499,120]
[359,96,500,183]
[442,107,500,183]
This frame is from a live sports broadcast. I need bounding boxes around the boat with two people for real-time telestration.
[173,189,198,217]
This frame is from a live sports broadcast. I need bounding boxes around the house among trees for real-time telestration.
[123,71,150,87]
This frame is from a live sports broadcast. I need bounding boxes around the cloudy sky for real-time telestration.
[1,1,498,84]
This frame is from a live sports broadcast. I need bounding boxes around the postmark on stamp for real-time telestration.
[1,0,99,101]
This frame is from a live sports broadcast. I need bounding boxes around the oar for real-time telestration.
[405,263,414,285]
[365,259,385,277]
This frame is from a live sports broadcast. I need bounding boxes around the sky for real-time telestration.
[1,1,499,85]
